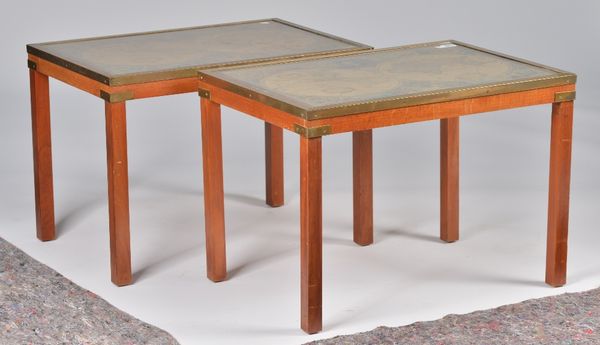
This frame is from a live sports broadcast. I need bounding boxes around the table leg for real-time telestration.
[265,123,284,207]
[30,69,56,241]
[105,101,132,286]
[440,117,459,243]
[300,136,323,334]
[546,101,574,287]
[201,98,227,282]
[353,130,373,245]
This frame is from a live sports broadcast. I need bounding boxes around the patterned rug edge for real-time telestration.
[0,236,180,345]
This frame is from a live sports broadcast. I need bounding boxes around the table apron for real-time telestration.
[28,55,198,102]
[308,84,576,135]
[199,82,575,138]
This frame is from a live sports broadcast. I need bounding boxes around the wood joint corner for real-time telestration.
[293,124,331,138]
[100,90,134,103]
[27,60,37,70]
[554,91,576,103]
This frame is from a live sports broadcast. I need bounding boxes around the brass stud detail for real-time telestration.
[198,88,211,98]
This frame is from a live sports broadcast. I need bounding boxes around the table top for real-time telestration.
[199,40,576,120]
[27,18,370,86]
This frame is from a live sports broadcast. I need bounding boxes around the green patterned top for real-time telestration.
[200,41,575,119]
[27,19,370,86]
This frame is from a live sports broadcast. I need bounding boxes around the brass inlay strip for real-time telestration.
[27,60,37,70]
[99,90,134,103]
[293,124,331,138]
[306,75,576,119]
[554,91,576,102]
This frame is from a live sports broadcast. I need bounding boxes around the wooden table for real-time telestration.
[27,19,370,286]
[196,40,577,333]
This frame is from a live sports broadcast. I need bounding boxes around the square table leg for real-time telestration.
[300,136,323,334]
[440,117,459,243]
[353,130,373,246]
[265,123,284,207]
[105,101,132,286]
[546,100,574,287]
[29,69,56,241]
[201,98,227,282]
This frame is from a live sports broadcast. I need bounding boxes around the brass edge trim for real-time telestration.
[28,46,112,84]
[293,124,331,138]
[554,91,576,102]
[26,18,371,86]
[306,76,576,119]
[27,60,37,70]
[99,90,134,103]
[198,88,211,99]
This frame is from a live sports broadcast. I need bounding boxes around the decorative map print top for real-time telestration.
[200,41,575,118]
[27,19,369,85]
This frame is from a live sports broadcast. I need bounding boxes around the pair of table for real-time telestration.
[28,19,576,334]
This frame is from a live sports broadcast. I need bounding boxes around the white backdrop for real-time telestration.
[1,1,599,344]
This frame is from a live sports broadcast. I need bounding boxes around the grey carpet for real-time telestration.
[0,237,179,345]
[307,288,600,345]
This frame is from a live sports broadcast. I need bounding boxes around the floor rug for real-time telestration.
[0,237,179,345]
[307,287,600,344]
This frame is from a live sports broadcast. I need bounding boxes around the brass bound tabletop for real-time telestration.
[199,40,576,120]
[27,18,370,86]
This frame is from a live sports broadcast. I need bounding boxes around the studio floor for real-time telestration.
[1,92,599,345]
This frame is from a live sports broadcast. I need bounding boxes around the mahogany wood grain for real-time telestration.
[545,100,574,287]
[300,136,323,334]
[352,130,373,246]
[309,85,576,134]
[265,123,284,207]
[201,98,227,282]
[440,117,459,242]
[30,69,56,241]
[104,101,132,286]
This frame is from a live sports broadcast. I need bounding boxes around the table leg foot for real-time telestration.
[105,101,132,286]
[353,130,373,246]
[201,98,227,282]
[545,101,573,287]
[300,136,323,334]
[440,117,459,243]
[265,123,284,207]
[30,69,56,242]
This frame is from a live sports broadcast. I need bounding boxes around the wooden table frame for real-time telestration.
[197,79,575,333]
[27,55,287,286]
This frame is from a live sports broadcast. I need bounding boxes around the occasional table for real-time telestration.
[27,19,371,286]
[197,40,576,333]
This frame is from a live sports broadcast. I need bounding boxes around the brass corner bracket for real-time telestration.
[198,88,211,99]
[554,91,576,103]
[99,90,134,103]
[293,124,331,138]
[27,60,37,70]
